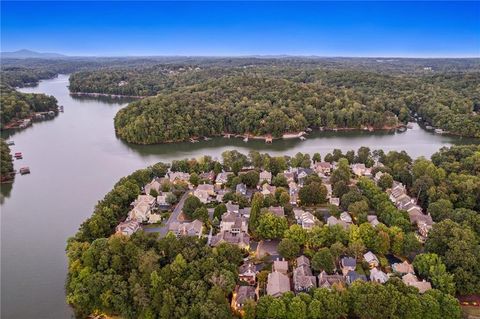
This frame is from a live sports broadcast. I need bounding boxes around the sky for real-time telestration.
[1,1,479,57]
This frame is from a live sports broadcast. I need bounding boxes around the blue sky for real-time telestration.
[1,1,479,57]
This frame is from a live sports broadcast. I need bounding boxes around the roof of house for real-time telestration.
[236,183,247,193]
[318,271,345,288]
[273,259,289,273]
[370,267,389,283]
[269,206,285,217]
[293,265,316,291]
[197,183,214,192]
[364,251,379,264]
[340,212,353,223]
[327,216,349,229]
[392,261,415,274]
[346,270,367,283]
[296,255,310,268]
[226,201,239,213]
[266,271,291,296]
[341,257,357,268]
[236,286,256,305]
[367,215,380,227]
[402,273,432,293]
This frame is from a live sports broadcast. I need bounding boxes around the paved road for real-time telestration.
[157,190,192,236]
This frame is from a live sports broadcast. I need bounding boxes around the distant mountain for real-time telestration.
[1,49,66,59]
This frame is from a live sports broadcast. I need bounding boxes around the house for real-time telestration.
[116,220,140,236]
[293,209,317,229]
[296,255,310,268]
[216,189,227,202]
[369,268,389,283]
[261,183,276,196]
[196,183,215,195]
[194,184,215,203]
[234,285,256,309]
[341,257,357,276]
[408,209,433,237]
[199,171,216,182]
[259,170,272,184]
[193,189,211,204]
[351,164,367,176]
[157,192,173,209]
[268,206,285,218]
[211,231,250,249]
[297,168,314,186]
[273,259,289,274]
[374,171,384,183]
[389,183,407,203]
[168,220,203,237]
[128,202,152,223]
[395,194,414,209]
[236,183,247,196]
[327,216,349,230]
[392,261,414,275]
[239,207,251,218]
[364,251,379,268]
[329,197,340,206]
[219,212,248,233]
[266,271,291,297]
[367,215,380,227]
[144,178,162,195]
[132,194,156,207]
[238,262,257,285]
[313,162,332,175]
[216,171,232,186]
[211,211,250,249]
[340,212,353,224]
[402,273,432,293]
[318,271,345,289]
[226,201,240,214]
[346,270,367,285]
[293,256,317,292]
[168,171,191,184]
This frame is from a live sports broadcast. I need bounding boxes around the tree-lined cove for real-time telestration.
[0,71,479,318]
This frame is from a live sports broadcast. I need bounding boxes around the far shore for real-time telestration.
[120,125,404,145]
[70,92,146,99]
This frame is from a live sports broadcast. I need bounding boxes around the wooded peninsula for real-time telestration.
[66,145,480,319]
[67,58,480,143]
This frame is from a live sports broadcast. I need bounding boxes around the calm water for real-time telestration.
[1,74,478,318]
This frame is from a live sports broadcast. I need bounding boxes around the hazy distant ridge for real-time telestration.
[1,49,66,59]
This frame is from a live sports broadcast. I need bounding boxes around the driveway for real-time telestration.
[156,190,192,236]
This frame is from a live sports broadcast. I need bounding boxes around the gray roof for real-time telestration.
[341,257,357,268]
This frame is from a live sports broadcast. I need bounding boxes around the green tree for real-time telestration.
[299,182,327,206]
[278,238,301,260]
[257,212,289,240]
[183,195,203,219]
[311,248,335,273]
[378,173,393,190]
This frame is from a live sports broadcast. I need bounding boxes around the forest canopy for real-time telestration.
[89,59,480,144]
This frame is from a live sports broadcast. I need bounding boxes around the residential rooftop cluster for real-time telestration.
[111,149,441,311]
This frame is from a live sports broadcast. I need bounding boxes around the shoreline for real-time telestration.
[120,125,404,145]
[70,92,146,99]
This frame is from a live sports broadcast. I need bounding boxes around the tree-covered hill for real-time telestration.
[0,83,59,130]
[112,67,479,144]
[0,138,14,182]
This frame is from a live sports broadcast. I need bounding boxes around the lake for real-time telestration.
[1,74,478,318]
